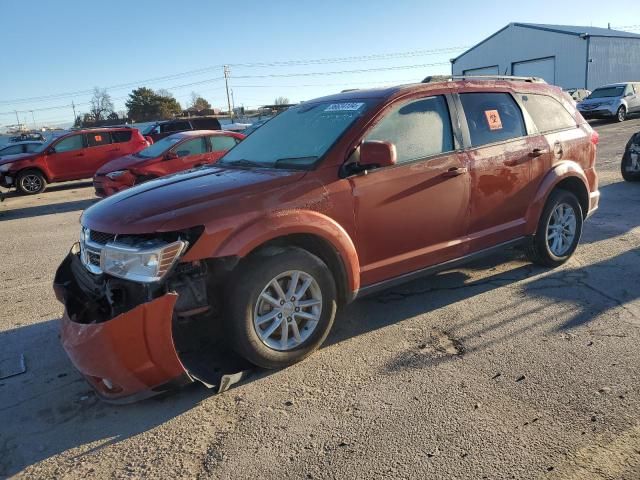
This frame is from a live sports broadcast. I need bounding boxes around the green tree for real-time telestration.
[125,87,182,122]
[189,92,211,111]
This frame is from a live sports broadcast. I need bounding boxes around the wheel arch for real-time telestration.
[16,166,50,183]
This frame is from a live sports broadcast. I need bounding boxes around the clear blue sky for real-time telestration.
[0,0,638,128]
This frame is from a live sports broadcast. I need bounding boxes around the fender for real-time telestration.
[186,209,361,294]
[525,160,590,233]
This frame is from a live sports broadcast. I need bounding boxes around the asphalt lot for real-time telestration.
[1,118,640,479]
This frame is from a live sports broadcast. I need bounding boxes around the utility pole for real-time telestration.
[224,65,233,122]
[231,89,235,115]
[72,101,77,124]
[30,111,36,130]
[14,110,20,128]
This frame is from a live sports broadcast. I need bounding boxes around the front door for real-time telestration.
[457,92,538,251]
[349,95,470,286]
[45,133,87,180]
[167,137,208,172]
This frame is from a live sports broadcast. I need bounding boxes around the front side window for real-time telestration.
[86,132,111,147]
[25,143,42,153]
[460,93,526,147]
[173,137,207,157]
[210,135,238,152]
[219,100,373,169]
[365,96,454,164]
[520,94,576,133]
[54,134,84,153]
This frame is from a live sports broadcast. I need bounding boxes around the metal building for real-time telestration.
[451,23,640,90]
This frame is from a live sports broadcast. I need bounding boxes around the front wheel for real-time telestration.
[526,190,583,268]
[16,170,47,195]
[616,106,627,122]
[226,247,337,369]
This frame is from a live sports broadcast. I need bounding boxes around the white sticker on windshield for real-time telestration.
[324,102,365,112]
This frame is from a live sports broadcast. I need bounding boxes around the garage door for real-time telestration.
[462,65,500,76]
[512,57,556,84]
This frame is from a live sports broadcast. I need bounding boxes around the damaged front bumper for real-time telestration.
[54,244,251,403]
[54,246,191,403]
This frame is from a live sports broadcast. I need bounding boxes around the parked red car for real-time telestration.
[93,130,245,197]
[0,127,148,194]
[54,77,599,402]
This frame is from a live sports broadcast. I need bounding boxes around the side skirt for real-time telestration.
[353,237,530,300]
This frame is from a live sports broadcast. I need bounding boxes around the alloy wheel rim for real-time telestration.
[21,175,42,193]
[546,203,577,257]
[253,270,322,351]
[619,108,626,122]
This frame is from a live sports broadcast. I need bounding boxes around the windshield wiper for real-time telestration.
[222,159,268,168]
[274,156,317,169]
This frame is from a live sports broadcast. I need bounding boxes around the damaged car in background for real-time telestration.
[54,77,600,402]
[621,131,640,182]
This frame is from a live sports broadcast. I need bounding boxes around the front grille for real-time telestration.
[90,231,116,245]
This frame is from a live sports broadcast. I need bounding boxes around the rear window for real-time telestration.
[459,93,526,147]
[86,132,111,147]
[161,121,191,133]
[111,130,133,143]
[519,94,576,133]
[210,135,238,151]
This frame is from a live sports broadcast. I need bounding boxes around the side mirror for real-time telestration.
[176,150,190,158]
[360,141,397,168]
[164,151,178,160]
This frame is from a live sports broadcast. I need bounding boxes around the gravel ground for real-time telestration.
[1,118,640,479]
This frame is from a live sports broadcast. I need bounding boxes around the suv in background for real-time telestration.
[577,82,640,122]
[55,78,599,402]
[94,130,245,197]
[0,127,148,194]
[142,117,222,142]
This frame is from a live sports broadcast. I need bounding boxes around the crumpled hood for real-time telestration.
[0,152,36,166]
[96,154,156,175]
[82,166,307,234]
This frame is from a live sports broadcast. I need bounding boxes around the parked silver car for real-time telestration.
[577,83,640,122]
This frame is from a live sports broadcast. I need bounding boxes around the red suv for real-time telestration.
[93,130,244,197]
[0,127,148,194]
[54,78,599,402]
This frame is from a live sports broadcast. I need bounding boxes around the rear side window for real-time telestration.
[1,145,23,155]
[365,95,454,164]
[86,132,111,147]
[54,134,84,153]
[25,143,42,153]
[210,135,238,151]
[459,93,526,147]
[519,94,576,133]
[162,121,191,133]
[173,137,207,157]
[192,117,221,130]
[111,130,133,143]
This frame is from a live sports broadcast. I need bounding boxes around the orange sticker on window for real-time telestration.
[94,135,102,142]
[484,110,503,130]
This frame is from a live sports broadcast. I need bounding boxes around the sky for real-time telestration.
[0,0,638,128]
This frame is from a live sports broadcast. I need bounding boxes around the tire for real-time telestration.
[616,106,627,123]
[226,246,337,369]
[16,170,47,195]
[526,189,583,268]
[621,152,640,182]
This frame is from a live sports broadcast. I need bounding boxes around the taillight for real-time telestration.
[591,131,599,145]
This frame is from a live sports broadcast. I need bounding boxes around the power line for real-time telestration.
[0,47,464,106]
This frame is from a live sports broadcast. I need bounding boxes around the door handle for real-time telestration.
[442,166,468,177]
[529,148,547,158]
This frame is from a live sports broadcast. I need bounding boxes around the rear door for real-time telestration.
[206,134,239,164]
[109,129,133,156]
[45,133,87,180]
[628,84,640,112]
[84,131,114,173]
[457,91,543,251]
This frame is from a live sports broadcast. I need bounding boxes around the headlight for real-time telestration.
[0,163,13,173]
[100,240,186,282]
[106,170,127,180]
[601,100,614,106]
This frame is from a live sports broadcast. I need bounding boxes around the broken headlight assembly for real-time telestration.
[106,170,127,180]
[100,240,187,283]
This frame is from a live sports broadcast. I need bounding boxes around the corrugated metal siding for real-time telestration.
[588,37,640,89]
[452,25,588,89]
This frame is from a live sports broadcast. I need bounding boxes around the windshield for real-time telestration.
[218,100,373,169]
[135,135,182,158]
[587,86,625,99]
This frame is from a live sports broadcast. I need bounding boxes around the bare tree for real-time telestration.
[157,89,174,98]
[89,87,114,122]
[274,96,290,105]
[189,91,211,111]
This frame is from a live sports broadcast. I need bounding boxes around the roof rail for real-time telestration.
[448,75,547,83]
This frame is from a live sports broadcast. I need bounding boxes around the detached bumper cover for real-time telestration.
[54,250,191,403]
[94,172,135,198]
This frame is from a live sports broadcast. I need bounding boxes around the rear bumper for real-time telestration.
[54,249,191,403]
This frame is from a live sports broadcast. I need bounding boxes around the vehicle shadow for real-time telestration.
[0,198,98,221]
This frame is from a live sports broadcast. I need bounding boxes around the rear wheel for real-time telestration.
[526,189,583,268]
[16,170,47,195]
[616,106,627,122]
[226,247,337,369]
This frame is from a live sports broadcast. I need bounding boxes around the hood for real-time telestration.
[579,97,620,106]
[96,153,156,175]
[0,152,37,165]
[82,166,307,234]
